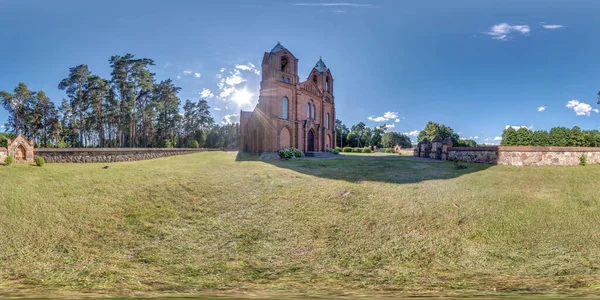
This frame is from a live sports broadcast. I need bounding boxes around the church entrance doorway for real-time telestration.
[307,130,315,152]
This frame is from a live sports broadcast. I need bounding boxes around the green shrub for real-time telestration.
[580,155,587,166]
[56,137,68,148]
[363,147,372,153]
[454,159,467,170]
[188,140,200,148]
[35,157,45,167]
[342,147,353,153]
[335,147,342,151]
[384,148,393,153]
[278,147,303,160]
[326,148,340,155]
[4,156,13,166]
[163,139,173,148]
[352,147,363,153]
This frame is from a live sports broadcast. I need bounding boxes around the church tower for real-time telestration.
[308,57,334,104]
[240,42,336,153]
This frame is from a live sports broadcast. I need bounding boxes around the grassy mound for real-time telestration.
[1,152,599,297]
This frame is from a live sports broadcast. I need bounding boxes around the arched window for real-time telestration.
[306,103,311,119]
[312,75,317,83]
[286,77,290,84]
[281,56,289,72]
[326,113,330,129]
[312,104,316,119]
[325,77,330,92]
[280,76,285,82]
[282,97,288,119]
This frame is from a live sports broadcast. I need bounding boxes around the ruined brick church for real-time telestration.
[240,42,336,153]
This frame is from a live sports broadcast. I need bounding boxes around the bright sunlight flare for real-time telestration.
[232,88,253,106]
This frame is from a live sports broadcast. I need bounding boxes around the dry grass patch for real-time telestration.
[0,152,600,297]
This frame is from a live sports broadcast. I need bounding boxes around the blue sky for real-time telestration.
[1,0,600,144]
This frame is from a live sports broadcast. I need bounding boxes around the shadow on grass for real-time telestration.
[236,152,492,184]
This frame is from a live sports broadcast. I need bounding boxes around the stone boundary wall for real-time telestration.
[447,147,499,164]
[447,146,600,166]
[0,147,6,162]
[398,148,416,155]
[35,148,219,163]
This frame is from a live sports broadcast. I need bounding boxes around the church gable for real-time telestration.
[299,81,322,97]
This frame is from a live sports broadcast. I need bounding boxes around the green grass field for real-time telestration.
[1,151,600,297]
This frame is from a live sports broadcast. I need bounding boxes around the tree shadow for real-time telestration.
[236,152,492,184]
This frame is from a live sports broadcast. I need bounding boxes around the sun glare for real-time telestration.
[232,88,253,106]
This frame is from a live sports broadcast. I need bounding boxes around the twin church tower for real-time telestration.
[240,42,336,153]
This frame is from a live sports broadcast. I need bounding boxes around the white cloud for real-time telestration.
[368,111,398,122]
[486,23,530,40]
[194,72,201,78]
[384,124,395,130]
[224,69,246,86]
[395,118,400,123]
[214,107,221,111]
[505,125,533,130]
[235,63,260,76]
[176,75,181,79]
[484,138,490,141]
[200,88,214,99]
[333,9,347,13]
[566,100,599,116]
[494,136,502,141]
[183,70,192,75]
[291,3,380,8]
[219,86,235,99]
[368,116,387,122]
[404,130,420,137]
[383,111,398,119]
[542,24,564,29]
[538,106,546,112]
[235,64,252,71]
[221,114,240,125]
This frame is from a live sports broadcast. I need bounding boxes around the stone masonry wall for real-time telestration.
[0,148,6,162]
[35,148,214,163]
[447,147,499,164]
[497,146,600,166]
[446,146,600,166]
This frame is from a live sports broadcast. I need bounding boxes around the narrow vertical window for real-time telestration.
[307,103,311,119]
[282,97,288,119]
[326,113,330,129]
[281,76,285,82]
[312,105,316,119]
[281,56,289,72]
[325,77,330,92]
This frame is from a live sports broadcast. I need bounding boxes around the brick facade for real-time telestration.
[240,43,336,153]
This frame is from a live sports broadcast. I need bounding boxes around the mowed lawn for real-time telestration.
[1,151,600,297]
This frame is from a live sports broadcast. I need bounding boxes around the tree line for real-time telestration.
[501,126,600,147]
[335,120,412,149]
[0,54,238,149]
[417,121,477,147]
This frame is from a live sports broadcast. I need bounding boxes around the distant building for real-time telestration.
[240,42,336,153]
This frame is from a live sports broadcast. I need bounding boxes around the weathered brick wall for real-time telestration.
[35,148,216,163]
[445,146,600,166]
[448,147,499,164]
